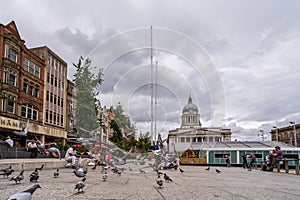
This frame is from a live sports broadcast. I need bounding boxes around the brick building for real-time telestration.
[0,21,71,147]
[0,21,45,146]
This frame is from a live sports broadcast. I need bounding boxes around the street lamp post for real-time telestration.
[273,126,279,142]
[289,121,297,147]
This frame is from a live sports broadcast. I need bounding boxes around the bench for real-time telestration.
[276,158,300,174]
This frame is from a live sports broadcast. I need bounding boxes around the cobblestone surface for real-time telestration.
[1,161,300,200]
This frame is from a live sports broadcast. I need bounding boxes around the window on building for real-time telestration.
[54,95,57,105]
[53,113,56,125]
[49,111,53,123]
[61,99,64,107]
[180,137,185,143]
[21,106,26,117]
[35,65,40,78]
[54,78,57,87]
[34,85,39,98]
[29,82,34,96]
[24,58,41,78]
[9,72,17,86]
[21,104,38,120]
[46,110,49,122]
[55,60,59,70]
[186,137,190,142]
[51,75,54,85]
[215,153,230,158]
[32,109,37,120]
[47,55,51,66]
[61,115,63,126]
[10,48,18,63]
[23,79,28,93]
[7,97,15,113]
[29,62,35,74]
[24,58,29,71]
[50,93,53,103]
[57,115,60,126]
[47,73,50,83]
[58,96,60,106]
[46,92,49,102]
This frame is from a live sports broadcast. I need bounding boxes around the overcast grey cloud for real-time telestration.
[1,0,300,141]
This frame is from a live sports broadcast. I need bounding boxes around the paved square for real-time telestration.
[1,162,300,200]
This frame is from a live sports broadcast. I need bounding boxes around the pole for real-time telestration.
[150,26,154,142]
[154,61,158,142]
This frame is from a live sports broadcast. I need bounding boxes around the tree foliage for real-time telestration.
[109,119,124,148]
[73,57,103,138]
[109,103,150,152]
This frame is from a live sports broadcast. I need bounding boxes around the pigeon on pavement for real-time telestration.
[10,170,24,184]
[139,169,146,174]
[164,173,172,182]
[29,173,39,182]
[73,168,85,178]
[205,167,210,171]
[156,175,163,188]
[7,184,41,200]
[179,168,184,173]
[0,165,15,178]
[102,171,108,181]
[215,169,221,173]
[75,177,86,193]
[29,168,39,177]
[53,169,59,178]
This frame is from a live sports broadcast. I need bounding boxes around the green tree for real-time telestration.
[73,57,103,138]
[113,102,135,133]
[109,119,124,148]
[136,133,151,153]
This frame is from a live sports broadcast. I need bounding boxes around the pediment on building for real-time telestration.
[6,21,21,40]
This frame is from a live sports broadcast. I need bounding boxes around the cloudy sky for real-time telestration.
[1,0,300,141]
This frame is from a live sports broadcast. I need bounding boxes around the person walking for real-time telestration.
[248,154,256,171]
[226,155,231,167]
[242,154,248,169]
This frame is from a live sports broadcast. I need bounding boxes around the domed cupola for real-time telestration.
[182,95,198,114]
[181,95,201,129]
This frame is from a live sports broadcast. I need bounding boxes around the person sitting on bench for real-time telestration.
[65,145,82,168]
[267,146,283,171]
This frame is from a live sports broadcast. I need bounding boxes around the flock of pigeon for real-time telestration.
[1,164,44,199]
[1,158,223,199]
